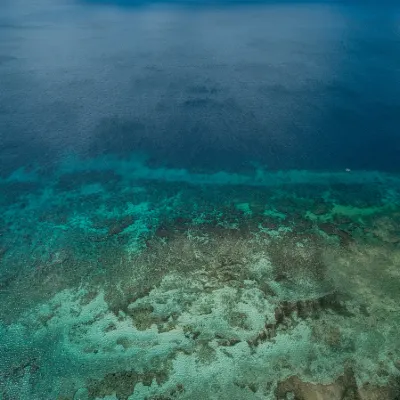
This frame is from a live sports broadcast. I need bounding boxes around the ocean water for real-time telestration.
[1,1,400,399]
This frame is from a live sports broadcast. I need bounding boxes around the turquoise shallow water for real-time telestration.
[1,155,400,399]
[1,0,400,399]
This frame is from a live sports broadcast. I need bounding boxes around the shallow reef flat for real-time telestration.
[1,157,400,400]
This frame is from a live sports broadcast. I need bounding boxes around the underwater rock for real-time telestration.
[276,373,356,400]
[268,232,328,284]
[73,387,89,400]
[107,215,135,237]
[87,370,169,400]
[247,327,275,348]
[155,225,174,239]
[293,218,314,233]
[247,294,351,350]
[319,222,354,245]
[276,369,399,400]
[312,200,333,216]
[126,303,172,331]
[274,293,352,327]
[275,198,299,214]
[319,222,339,236]
[336,229,354,246]
[172,216,192,231]
[144,383,185,400]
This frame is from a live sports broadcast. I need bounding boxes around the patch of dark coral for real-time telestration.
[218,337,242,347]
[292,217,315,234]
[244,293,353,352]
[154,225,176,240]
[90,215,135,238]
[274,197,302,215]
[275,366,400,400]
[312,199,334,216]
[274,293,353,327]
[0,356,40,392]
[106,284,153,318]
[0,181,42,207]
[247,326,276,349]
[107,215,135,237]
[319,222,355,246]
[55,170,120,192]
[144,383,185,400]
[87,370,169,400]
[234,380,258,393]
[0,272,16,292]
[276,366,357,400]
[38,206,69,225]
[268,233,328,282]
[126,303,174,331]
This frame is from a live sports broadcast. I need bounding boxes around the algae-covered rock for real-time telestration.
[74,387,89,400]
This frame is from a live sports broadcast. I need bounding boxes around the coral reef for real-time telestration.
[1,158,400,399]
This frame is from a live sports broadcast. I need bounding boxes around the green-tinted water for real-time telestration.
[1,156,399,399]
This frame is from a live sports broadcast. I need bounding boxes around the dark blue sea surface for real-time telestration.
[1,0,400,176]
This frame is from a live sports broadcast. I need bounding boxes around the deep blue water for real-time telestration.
[1,0,400,176]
